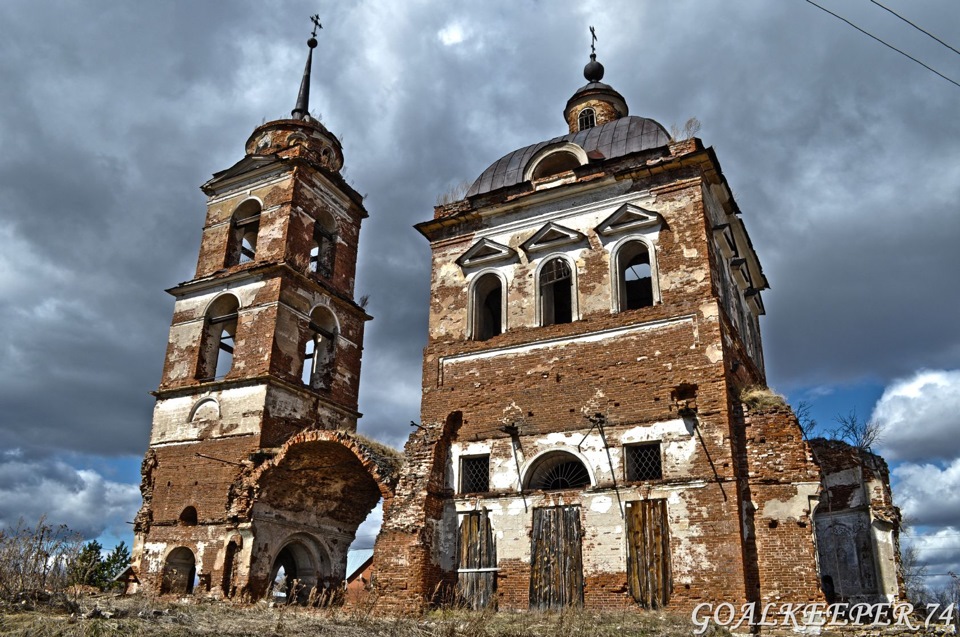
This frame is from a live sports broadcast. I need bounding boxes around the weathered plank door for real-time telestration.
[530,505,584,610]
[457,511,497,609]
[626,499,672,608]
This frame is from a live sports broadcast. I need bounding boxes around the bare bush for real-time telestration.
[670,117,701,141]
[0,516,85,602]
[830,409,883,452]
[436,180,471,206]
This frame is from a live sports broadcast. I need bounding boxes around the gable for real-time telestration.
[521,222,586,255]
[456,238,518,268]
[595,203,662,236]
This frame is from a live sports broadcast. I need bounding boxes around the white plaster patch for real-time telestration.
[759,483,819,520]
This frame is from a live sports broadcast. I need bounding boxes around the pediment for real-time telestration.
[595,203,662,236]
[520,222,586,254]
[202,154,283,193]
[456,238,517,268]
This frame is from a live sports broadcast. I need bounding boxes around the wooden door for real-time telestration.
[530,505,584,610]
[457,512,497,609]
[626,499,672,608]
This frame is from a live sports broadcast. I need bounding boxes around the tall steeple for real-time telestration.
[292,15,322,121]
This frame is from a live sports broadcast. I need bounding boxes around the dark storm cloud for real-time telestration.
[0,1,958,548]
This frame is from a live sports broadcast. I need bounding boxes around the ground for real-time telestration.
[0,593,713,637]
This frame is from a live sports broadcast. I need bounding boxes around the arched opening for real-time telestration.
[578,107,596,131]
[227,199,262,266]
[539,258,573,326]
[531,151,581,180]
[221,541,238,598]
[269,541,322,604]
[472,273,503,341]
[161,547,196,595]
[525,451,591,491]
[197,295,239,381]
[616,241,655,311]
[301,306,338,389]
[309,211,337,278]
[178,506,198,526]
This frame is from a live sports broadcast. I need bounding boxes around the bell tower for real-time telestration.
[132,20,393,600]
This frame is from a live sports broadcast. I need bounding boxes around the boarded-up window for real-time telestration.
[626,499,671,608]
[457,512,497,609]
[530,506,583,610]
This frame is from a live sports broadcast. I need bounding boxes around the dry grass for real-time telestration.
[0,594,704,636]
[739,385,787,411]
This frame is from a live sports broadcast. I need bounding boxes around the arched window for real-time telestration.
[531,151,581,180]
[615,240,656,311]
[179,506,198,526]
[526,451,591,491]
[301,306,337,389]
[227,200,261,266]
[539,258,573,326]
[198,295,239,381]
[472,273,503,341]
[309,212,337,278]
[578,107,596,131]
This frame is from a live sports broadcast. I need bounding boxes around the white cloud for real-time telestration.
[438,23,465,46]
[0,452,141,541]
[873,370,960,463]
[894,459,960,528]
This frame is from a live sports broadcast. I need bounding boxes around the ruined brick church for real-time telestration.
[131,27,903,614]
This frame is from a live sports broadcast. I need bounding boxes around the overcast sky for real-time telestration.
[1,0,957,591]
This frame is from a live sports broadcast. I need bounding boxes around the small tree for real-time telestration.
[830,409,883,452]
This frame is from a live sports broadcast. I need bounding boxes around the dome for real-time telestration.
[466,115,670,197]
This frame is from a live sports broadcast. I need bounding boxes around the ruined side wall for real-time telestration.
[372,416,457,613]
[738,405,824,606]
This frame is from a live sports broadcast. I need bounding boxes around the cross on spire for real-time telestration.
[292,14,322,121]
[589,26,597,55]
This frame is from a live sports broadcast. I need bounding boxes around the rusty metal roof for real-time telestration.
[466,115,670,197]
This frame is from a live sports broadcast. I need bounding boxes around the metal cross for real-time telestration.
[589,26,597,54]
[310,14,323,37]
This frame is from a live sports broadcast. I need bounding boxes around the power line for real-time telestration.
[804,0,960,90]
[869,0,960,58]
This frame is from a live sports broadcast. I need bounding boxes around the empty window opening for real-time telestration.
[578,108,596,131]
[178,506,198,526]
[460,455,490,494]
[530,506,583,609]
[301,306,338,389]
[618,241,654,310]
[531,151,581,180]
[625,443,663,482]
[526,452,590,491]
[472,274,503,341]
[309,213,337,278]
[457,511,497,609]
[540,258,573,326]
[227,200,261,266]
[626,499,671,608]
[161,547,196,595]
[198,295,239,381]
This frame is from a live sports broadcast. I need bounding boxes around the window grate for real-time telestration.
[461,456,490,494]
[625,443,662,482]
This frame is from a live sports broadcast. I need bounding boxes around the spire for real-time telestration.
[292,15,322,121]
